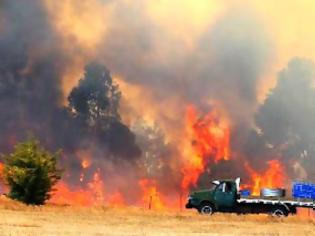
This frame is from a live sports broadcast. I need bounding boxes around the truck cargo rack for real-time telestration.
[238,197,315,209]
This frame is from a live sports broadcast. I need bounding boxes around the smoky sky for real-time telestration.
[97,4,274,177]
[98,5,273,125]
[1,0,315,196]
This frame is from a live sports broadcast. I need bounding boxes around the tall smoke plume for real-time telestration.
[0,0,315,206]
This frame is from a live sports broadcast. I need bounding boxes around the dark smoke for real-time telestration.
[197,58,315,186]
[194,8,273,129]
[0,0,65,150]
[0,1,141,187]
[98,5,274,184]
[192,10,274,182]
[254,58,315,181]
[100,6,272,121]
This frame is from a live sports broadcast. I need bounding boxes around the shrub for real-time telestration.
[3,139,62,205]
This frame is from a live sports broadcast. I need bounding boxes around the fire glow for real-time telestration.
[245,160,286,196]
[0,104,287,209]
[138,179,167,210]
[181,105,231,192]
[49,105,285,208]
[0,0,314,217]
[0,106,285,208]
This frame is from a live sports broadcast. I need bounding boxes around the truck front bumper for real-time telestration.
[185,197,198,209]
[185,201,193,209]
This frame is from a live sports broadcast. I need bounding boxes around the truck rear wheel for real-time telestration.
[198,202,214,215]
[271,207,288,217]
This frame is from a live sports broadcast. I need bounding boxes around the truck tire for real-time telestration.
[260,188,285,197]
[271,206,288,217]
[198,202,214,215]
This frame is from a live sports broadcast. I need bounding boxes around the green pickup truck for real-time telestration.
[186,178,315,216]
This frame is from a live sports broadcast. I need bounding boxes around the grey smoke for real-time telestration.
[1,0,315,197]
[254,58,315,181]
[0,1,142,192]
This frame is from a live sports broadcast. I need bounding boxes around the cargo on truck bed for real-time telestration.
[186,178,315,217]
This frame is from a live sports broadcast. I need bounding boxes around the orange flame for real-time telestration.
[81,159,91,169]
[245,160,286,196]
[139,179,166,210]
[181,105,231,191]
[50,181,94,205]
[51,169,106,206]
[0,162,4,191]
[0,162,3,176]
[87,170,105,204]
[108,192,125,207]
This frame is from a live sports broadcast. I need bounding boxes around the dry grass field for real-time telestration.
[0,196,315,236]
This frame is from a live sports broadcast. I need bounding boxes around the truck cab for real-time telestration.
[186,179,238,214]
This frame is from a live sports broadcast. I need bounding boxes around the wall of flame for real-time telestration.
[1,0,315,209]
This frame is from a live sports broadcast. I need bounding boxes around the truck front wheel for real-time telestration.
[198,202,214,215]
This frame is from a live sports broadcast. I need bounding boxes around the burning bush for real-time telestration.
[3,138,62,205]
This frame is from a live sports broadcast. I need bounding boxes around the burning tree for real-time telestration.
[132,120,172,177]
[68,62,121,127]
[3,138,62,205]
[68,62,141,161]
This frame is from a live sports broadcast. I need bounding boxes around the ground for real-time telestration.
[0,197,315,236]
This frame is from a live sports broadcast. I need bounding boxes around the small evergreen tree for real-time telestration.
[3,139,62,205]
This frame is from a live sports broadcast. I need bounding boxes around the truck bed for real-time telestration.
[238,196,315,208]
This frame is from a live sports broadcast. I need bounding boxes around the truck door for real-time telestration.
[214,182,236,210]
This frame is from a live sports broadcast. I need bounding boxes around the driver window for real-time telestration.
[225,182,232,193]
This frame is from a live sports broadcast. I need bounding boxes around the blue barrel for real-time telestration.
[240,189,251,196]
